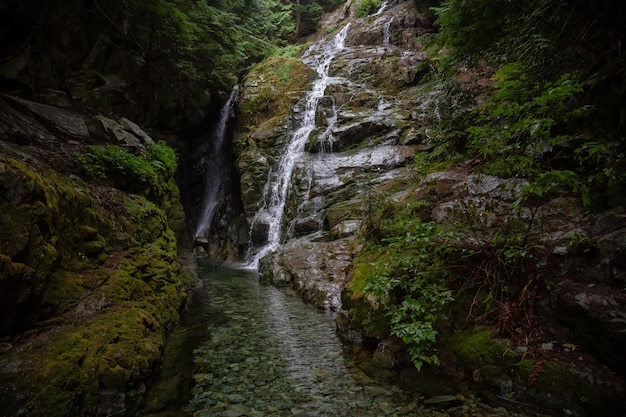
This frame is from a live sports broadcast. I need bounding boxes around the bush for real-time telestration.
[77,142,177,196]
[361,194,456,370]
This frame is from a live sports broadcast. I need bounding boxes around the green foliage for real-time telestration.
[432,0,507,55]
[77,142,177,200]
[148,141,177,176]
[361,194,455,370]
[116,0,346,91]
[432,0,622,75]
[356,0,383,18]
[293,0,345,36]
[78,145,156,186]
[463,66,590,205]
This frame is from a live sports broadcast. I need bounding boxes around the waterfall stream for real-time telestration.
[139,4,550,417]
[194,87,238,243]
[247,25,351,268]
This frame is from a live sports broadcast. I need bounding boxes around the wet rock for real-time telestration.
[371,337,410,369]
[549,279,626,374]
[293,215,323,236]
[330,219,361,239]
[260,237,353,310]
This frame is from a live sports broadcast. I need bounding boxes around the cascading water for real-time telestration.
[382,18,393,45]
[247,25,351,268]
[194,87,238,243]
[373,0,389,15]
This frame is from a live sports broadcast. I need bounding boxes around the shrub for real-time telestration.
[77,142,177,196]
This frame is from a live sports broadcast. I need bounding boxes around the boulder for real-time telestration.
[550,280,626,374]
[260,237,353,311]
[95,115,142,148]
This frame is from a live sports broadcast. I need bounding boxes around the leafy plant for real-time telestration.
[463,67,591,206]
[77,142,177,198]
[148,141,177,177]
[362,196,456,370]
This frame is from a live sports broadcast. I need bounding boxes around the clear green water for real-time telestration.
[182,261,454,417]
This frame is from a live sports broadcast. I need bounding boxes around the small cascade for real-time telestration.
[247,25,351,268]
[317,97,339,153]
[194,87,238,246]
[373,0,389,16]
[383,18,393,45]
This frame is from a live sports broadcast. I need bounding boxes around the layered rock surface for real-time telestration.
[237,0,433,292]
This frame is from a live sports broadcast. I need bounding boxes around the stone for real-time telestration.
[423,395,461,405]
[119,118,155,145]
[38,88,71,108]
[330,220,361,239]
[95,115,143,148]
[371,338,409,369]
[550,279,626,374]
[4,95,89,140]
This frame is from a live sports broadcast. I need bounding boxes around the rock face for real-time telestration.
[0,93,188,417]
[233,1,626,416]
[235,0,433,308]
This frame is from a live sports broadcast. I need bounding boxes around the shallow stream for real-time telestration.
[138,260,537,417]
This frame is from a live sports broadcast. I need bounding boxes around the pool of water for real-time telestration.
[187,262,453,417]
[138,260,535,417]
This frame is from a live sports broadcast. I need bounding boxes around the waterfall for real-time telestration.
[194,87,238,243]
[247,25,351,268]
[383,18,393,45]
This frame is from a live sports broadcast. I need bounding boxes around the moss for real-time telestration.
[238,55,316,129]
[447,326,517,381]
[0,152,190,416]
[349,247,391,298]
[24,218,188,417]
[349,296,390,338]
[325,200,365,230]
[31,305,170,417]
[341,247,395,338]
[42,270,91,315]
[508,359,625,416]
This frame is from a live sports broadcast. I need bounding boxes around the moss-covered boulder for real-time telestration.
[237,55,316,132]
[0,121,188,416]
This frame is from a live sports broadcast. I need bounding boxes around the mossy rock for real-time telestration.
[325,199,365,230]
[339,247,397,339]
[0,147,189,416]
[446,326,517,381]
[0,157,107,333]
[238,55,316,130]
[17,218,188,417]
